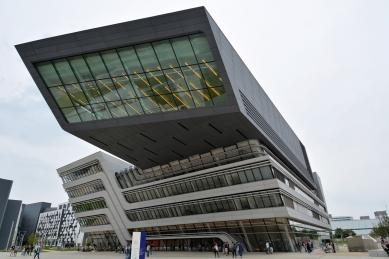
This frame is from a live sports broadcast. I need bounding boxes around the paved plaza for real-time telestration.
[0,247,373,259]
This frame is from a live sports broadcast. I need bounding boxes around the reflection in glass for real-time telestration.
[53,59,78,84]
[61,107,81,123]
[171,36,198,66]
[152,40,179,69]
[36,33,228,123]
[76,105,96,121]
[49,86,73,108]
[36,61,62,87]
[84,53,110,79]
[100,50,126,77]
[189,33,214,63]
[135,43,160,72]
[107,101,128,118]
[68,55,94,82]
[65,84,88,106]
[91,103,112,120]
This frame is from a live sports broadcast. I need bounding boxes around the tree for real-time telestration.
[371,214,389,238]
[342,229,356,238]
[27,233,39,245]
[334,228,343,239]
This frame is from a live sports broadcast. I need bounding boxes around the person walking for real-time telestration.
[10,245,15,257]
[33,245,41,259]
[331,242,336,253]
[213,243,220,258]
[265,241,270,254]
[124,243,132,259]
[150,244,153,255]
[231,243,236,258]
[269,241,273,254]
[224,242,229,256]
[297,241,302,252]
[236,242,243,258]
[146,244,150,257]
[222,242,225,256]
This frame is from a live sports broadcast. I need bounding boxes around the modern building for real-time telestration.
[330,211,387,235]
[16,6,331,252]
[18,202,52,244]
[0,179,23,249]
[35,202,85,247]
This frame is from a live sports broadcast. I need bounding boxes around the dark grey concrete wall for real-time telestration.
[0,179,12,228]
[205,11,310,177]
[19,202,51,242]
[0,199,22,249]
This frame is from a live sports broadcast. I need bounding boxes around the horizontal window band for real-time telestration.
[72,197,105,206]
[59,160,101,177]
[121,160,272,195]
[126,189,281,212]
[66,179,104,191]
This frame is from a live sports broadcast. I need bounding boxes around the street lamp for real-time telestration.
[5,221,14,250]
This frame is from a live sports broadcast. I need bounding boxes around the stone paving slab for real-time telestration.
[0,250,372,259]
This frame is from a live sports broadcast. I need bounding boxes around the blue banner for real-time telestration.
[131,232,146,259]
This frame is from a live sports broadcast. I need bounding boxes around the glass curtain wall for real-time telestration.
[123,165,274,203]
[88,231,120,251]
[128,218,330,252]
[126,191,284,221]
[61,162,103,183]
[35,33,227,123]
[66,181,105,198]
[73,199,107,213]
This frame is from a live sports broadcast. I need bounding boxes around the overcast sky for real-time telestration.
[0,0,388,219]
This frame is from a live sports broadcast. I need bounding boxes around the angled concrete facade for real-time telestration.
[16,6,314,189]
[16,7,330,252]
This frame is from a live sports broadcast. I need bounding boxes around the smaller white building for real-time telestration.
[35,202,85,247]
[330,211,387,235]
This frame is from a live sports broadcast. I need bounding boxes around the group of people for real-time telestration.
[213,241,243,258]
[10,244,41,258]
[123,243,153,259]
[296,240,314,253]
[380,237,389,256]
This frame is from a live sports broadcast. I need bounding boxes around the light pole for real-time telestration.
[5,221,14,250]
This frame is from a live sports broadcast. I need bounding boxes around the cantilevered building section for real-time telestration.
[16,6,330,252]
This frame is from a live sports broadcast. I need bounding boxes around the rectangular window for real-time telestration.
[252,168,263,181]
[245,169,255,182]
[238,171,248,183]
[260,166,274,180]
[230,173,241,185]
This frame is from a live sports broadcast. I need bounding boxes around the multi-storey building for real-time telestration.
[16,6,331,252]
[35,202,85,247]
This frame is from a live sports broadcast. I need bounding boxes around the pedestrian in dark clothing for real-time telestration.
[236,242,243,258]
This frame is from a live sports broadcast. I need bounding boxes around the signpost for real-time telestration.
[131,232,146,259]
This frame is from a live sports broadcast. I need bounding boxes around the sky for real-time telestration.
[0,0,388,219]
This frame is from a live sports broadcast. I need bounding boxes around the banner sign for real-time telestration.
[131,232,146,259]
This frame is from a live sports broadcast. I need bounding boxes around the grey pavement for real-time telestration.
[0,249,372,259]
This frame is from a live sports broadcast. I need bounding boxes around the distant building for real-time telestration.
[0,179,23,249]
[331,216,353,221]
[35,202,85,247]
[330,211,387,235]
[374,211,387,219]
[19,202,52,244]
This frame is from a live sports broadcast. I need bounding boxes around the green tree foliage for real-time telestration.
[371,215,389,237]
[27,233,39,245]
[334,228,356,239]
